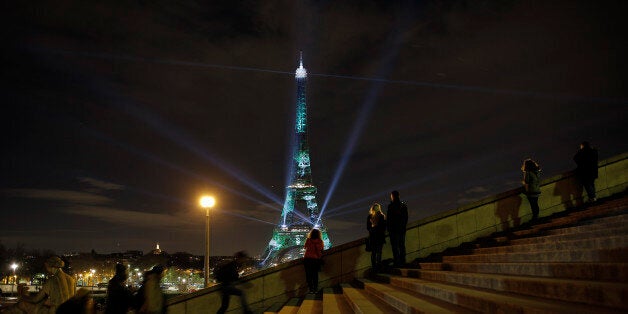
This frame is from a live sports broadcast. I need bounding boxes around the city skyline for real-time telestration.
[2,0,627,256]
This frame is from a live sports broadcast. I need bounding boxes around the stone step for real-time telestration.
[296,294,322,314]
[430,262,628,282]
[357,278,478,313]
[442,247,628,263]
[512,218,627,238]
[418,263,444,270]
[322,288,353,314]
[278,298,301,314]
[508,202,628,237]
[389,276,622,313]
[413,270,628,309]
[474,235,628,254]
[509,226,628,246]
[264,301,285,314]
[340,283,400,314]
[584,212,628,225]
[545,221,628,236]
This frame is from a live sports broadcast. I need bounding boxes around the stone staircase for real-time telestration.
[262,196,628,313]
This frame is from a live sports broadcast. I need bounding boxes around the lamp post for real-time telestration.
[10,263,18,296]
[199,195,216,288]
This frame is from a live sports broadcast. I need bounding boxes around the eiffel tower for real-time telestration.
[262,53,331,266]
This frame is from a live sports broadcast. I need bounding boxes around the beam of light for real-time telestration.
[316,24,407,225]
[117,103,283,205]
[219,211,276,225]
[325,171,514,219]
[83,126,282,210]
[87,127,313,225]
[323,141,537,216]
[309,73,628,105]
[26,46,284,207]
[42,119,284,228]
[30,48,627,105]
[76,73,284,207]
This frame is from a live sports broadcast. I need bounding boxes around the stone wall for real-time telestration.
[166,152,628,313]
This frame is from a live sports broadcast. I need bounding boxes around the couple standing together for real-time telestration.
[367,190,408,272]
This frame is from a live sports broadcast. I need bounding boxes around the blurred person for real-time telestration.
[574,141,599,202]
[105,264,133,314]
[387,191,408,267]
[521,158,542,221]
[136,265,166,314]
[367,203,386,273]
[15,256,76,314]
[303,229,324,293]
[214,252,252,314]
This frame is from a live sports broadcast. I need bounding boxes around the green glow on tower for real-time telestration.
[262,53,331,267]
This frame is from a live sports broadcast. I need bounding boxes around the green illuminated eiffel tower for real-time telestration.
[262,53,331,266]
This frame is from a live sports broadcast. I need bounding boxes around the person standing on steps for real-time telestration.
[387,190,408,267]
[521,158,542,221]
[367,203,386,273]
[303,228,324,294]
[574,141,599,203]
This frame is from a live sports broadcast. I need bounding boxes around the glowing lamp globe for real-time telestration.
[200,196,216,208]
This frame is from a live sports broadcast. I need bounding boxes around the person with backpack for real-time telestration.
[387,191,408,267]
[215,251,252,314]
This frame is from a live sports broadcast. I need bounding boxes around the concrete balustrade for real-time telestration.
[166,152,628,313]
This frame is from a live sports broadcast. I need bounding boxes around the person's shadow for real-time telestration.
[553,173,584,209]
[495,194,523,231]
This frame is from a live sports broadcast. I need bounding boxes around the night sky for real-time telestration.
[2,0,627,256]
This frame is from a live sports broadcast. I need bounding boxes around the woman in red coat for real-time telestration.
[303,228,324,293]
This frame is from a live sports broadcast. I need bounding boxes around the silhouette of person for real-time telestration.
[387,190,408,267]
[56,288,94,314]
[214,252,252,314]
[16,256,76,314]
[574,141,599,202]
[521,158,542,221]
[367,203,386,273]
[303,228,324,293]
[105,264,133,314]
[137,265,166,314]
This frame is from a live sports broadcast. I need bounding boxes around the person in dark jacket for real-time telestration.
[387,191,408,267]
[215,251,252,314]
[574,141,599,202]
[367,203,386,272]
[105,263,133,314]
[303,229,324,293]
[521,158,542,221]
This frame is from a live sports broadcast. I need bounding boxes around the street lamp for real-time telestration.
[90,269,95,291]
[199,195,216,288]
[10,263,18,296]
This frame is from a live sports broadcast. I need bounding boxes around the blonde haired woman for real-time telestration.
[367,203,386,273]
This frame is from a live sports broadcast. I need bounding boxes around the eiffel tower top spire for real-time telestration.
[295,51,307,79]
